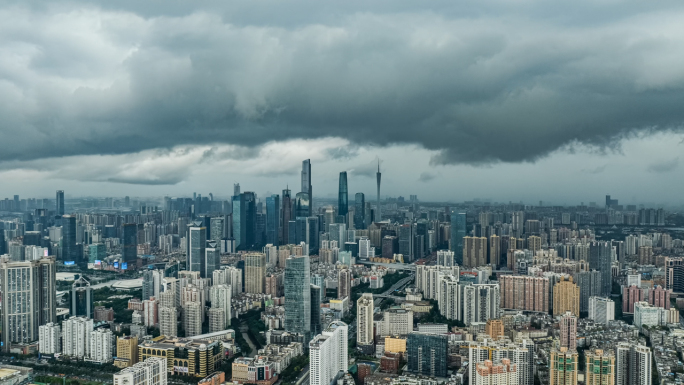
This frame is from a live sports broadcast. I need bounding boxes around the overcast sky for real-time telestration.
[1,0,684,206]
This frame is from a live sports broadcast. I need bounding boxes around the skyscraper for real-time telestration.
[354,193,365,230]
[309,321,348,385]
[311,285,322,336]
[39,323,61,355]
[210,284,232,328]
[553,276,580,316]
[232,192,257,250]
[266,195,280,246]
[62,316,93,358]
[616,343,651,385]
[576,270,602,313]
[451,212,466,265]
[357,293,374,347]
[376,160,381,222]
[72,276,93,319]
[590,242,613,296]
[294,192,310,219]
[122,223,138,267]
[284,255,311,340]
[245,252,267,294]
[187,227,206,276]
[338,269,352,299]
[0,258,56,352]
[56,190,65,216]
[205,240,220,279]
[301,160,313,217]
[338,172,348,220]
[437,250,455,267]
[281,188,292,245]
[462,284,501,325]
[61,215,78,263]
[209,217,224,242]
[559,312,577,350]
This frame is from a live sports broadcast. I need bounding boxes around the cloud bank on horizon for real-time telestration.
[1,0,684,202]
[3,1,684,162]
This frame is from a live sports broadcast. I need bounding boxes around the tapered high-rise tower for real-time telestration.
[376,160,381,222]
[301,160,312,216]
[338,172,348,220]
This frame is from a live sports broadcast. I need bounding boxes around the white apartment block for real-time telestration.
[634,302,661,328]
[39,323,61,354]
[357,294,374,345]
[113,357,168,385]
[588,297,615,324]
[381,309,413,337]
[310,321,348,385]
[159,306,178,338]
[439,274,460,321]
[210,284,232,328]
[62,316,93,358]
[89,329,113,363]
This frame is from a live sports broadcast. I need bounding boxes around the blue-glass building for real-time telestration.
[188,226,206,275]
[232,192,257,250]
[338,172,348,218]
[407,332,448,377]
[354,193,365,230]
[266,195,280,246]
[284,255,311,340]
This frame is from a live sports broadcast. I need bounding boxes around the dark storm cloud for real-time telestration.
[2,1,684,166]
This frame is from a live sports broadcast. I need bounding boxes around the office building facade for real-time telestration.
[284,255,311,339]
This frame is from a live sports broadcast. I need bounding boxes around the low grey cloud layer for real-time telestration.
[2,0,684,169]
[648,157,679,173]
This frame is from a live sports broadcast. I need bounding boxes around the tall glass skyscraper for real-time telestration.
[450,212,466,265]
[71,276,93,319]
[188,227,206,275]
[354,193,365,230]
[209,217,224,242]
[301,160,312,217]
[295,217,308,246]
[307,217,319,255]
[284,255,311,340]
[310,285,322,336]
[338,172,348,220]
[61,215,78,263]
[295,193,310,219]
[56,190,64,217]
[122,223,138,267]
[266,195,280,246]
[205,240,220,279]
[232,192,257,250]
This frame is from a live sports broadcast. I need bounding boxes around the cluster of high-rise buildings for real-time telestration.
[4,162,684,385]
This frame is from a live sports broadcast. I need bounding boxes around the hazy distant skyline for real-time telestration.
[2,1,684,205]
